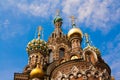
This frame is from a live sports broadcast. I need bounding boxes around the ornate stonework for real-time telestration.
[14,13,114,80]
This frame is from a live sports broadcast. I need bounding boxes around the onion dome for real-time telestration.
[111,76,115,80]
[26,27,48,55]
[68,27,83,39]
[53,10,63,24]
[54,16,63,24]
[30,63,44,79]
[83,33,100,56]
[68,16,83,39]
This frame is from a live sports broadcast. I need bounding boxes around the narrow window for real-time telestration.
[29,57,31,64]
[35,55,38,63]
[59,48,65,58]
[49,49,53,63]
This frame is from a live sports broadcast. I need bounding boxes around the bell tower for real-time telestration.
[47,10,69,62]
[67,16,83,60]
[53,10,63,38]
[24,26,48,79]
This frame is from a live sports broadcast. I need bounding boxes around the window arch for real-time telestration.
[49,49,53,63]
[84,50,98,64]
[59,48,65,58]
[35,55,38,63]
[29,57,31,64]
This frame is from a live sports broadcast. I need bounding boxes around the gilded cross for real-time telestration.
[56,9,60,16]
[84,33,90,46]
[38,26,42,39]
[70,16,76,27]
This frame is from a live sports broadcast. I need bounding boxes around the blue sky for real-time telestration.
[0,0,120,80]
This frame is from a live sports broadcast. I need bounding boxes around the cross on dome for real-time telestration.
[37,26,42,39]
[56,9,60,16]
[84,33,91,46]
[70,16,76,27]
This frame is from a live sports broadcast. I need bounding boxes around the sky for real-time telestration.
[0,0,120,80]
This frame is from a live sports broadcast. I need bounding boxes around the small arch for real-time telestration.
[60,32,62,37]
[61,77,65,80]
[84,50,98,64]
[59,48,65,58]
[77,73,82,78]
[69,74,74,79]
[35,55,38,63]
[54,33,56,38]
[52,33,54,38]
[49,49,53,63]
[29,57,31,64]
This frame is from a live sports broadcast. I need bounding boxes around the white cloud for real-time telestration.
[0,19,30,40]
[0,0,120,33]
[62,0,120,33]
[16,0,60,17]
[102,33,120,79]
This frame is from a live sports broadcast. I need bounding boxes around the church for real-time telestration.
[14,11,115,80]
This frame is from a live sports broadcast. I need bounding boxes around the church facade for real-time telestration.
[14,12,115,80]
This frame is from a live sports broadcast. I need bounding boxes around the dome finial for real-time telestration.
[53,10,63,24]
[70,16,76,28]
[84,33,91,46]
[38,26,42,39]
[56,9,60,16]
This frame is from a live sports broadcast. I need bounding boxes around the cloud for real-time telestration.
[102,33,120,79]
[62,0,120,33]
[0,0,120,33]
[16,0,60,18]
[0,19,30,40]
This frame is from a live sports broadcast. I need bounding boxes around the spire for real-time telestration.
[84,33,91,46]
[70,16,76,28]
[37,26,42,39]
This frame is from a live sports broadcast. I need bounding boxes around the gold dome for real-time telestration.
[68,28,83,39]
[111,76,115,80]
[30,64,44,78]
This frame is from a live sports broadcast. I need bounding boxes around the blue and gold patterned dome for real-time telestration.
[26,27,48,55]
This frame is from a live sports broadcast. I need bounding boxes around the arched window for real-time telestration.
[49,49,53,63]
[84,51,98,64]
[35,55,38,63]
[59,48,65,58]
[52,33,54,38]
[29,57,31,64]
[60,32,62,37]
